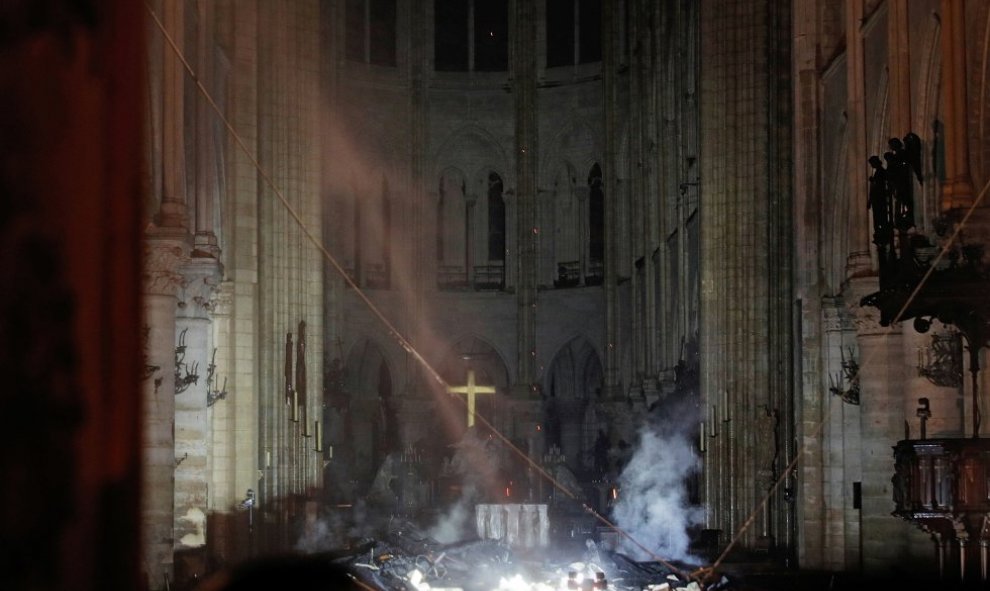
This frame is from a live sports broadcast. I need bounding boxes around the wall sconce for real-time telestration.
[205,347,228,407]
[828,346,860,405]
[917,331,963,388]
[174,328,199,395]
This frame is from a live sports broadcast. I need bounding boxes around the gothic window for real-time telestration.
[544,337,602,474]
[437,169,468,288]
[546,0,601,68]
[474,0,508,71]
[435,0,508,72]
[354,178,392,289]
[487,172,506,262]
[345,0,397,66]
[552,166,580,288]
[332,189,359,284]
[587,163,604,283]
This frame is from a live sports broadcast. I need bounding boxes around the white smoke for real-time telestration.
[427,495,472,543]
[426,427,501,543]
[611,412,703,564]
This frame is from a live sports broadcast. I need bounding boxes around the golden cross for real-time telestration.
[447,369,496,427]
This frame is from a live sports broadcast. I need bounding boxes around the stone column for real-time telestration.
[847,279,911,574]
[207,280,234,550]
[173,258,220,583]
[160,0,188,229]
[939,0,975,210]
[602,0,621,398]
[844,0,871,276]
[699,0,792,548]
[513,0,538,391]
[142,237,186,589]
[193,0,220,258]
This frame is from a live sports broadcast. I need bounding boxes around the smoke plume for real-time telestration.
[611,407,703,564]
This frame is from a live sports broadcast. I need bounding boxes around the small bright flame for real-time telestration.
[611,487,618,500]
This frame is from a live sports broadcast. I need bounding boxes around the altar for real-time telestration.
[475,503,550,548]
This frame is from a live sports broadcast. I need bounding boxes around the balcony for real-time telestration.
[892,437,990,582]
[473,263,504,291]
[437,265,469,291]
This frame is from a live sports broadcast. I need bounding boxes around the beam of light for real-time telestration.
[156,1,990,573]
[147,6,704,584]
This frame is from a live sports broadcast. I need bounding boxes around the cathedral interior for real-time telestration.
[6,0,990,590]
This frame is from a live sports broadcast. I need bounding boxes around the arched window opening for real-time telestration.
[345,0,397,66]
[545,0,601,68]
[552,166,581,288]
[435,0,469,71]
[435,0,508,72]
[365,179,391,289]
[476,172,506,290]
[587,163,604,285]
[437,170,469,289]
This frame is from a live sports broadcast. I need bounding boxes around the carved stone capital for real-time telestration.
[843,276,893,336]
[848,304,889,336]
[178,258,222,319]
[144,241,186,297]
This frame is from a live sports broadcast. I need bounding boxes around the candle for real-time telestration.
[265,450,271,468]
[314,420,322,452]
[292,389,299,422]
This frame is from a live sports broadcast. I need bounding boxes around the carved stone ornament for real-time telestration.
[822,297,852,333]
[143,243,186,296]
[846,296,893,336]
[179,274,219,317]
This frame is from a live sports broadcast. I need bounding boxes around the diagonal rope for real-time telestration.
[146,4,700,584]
[151,4,990,586]
[704,176,990,576]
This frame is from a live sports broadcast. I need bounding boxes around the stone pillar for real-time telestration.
[208,281,234,509]
[602,0,621,398]
[160,0,188,228]
[193,0,220,258]
[939,0,975,210]
[699,0,792,549]
[173,259,220,584]
[848,279,912,575]
[844,0,872,276]
[513,0,538,390]
[142,237,186,589]
[887,0,912,137]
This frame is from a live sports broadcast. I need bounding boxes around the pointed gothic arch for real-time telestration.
[342,339,399,488]
[438,335,510,436]
[543,335,603,475]
[437,167,469,288]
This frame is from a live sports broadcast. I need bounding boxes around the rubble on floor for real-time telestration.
[322,518,732,591]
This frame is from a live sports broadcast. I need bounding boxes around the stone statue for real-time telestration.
[867,155,892,247]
